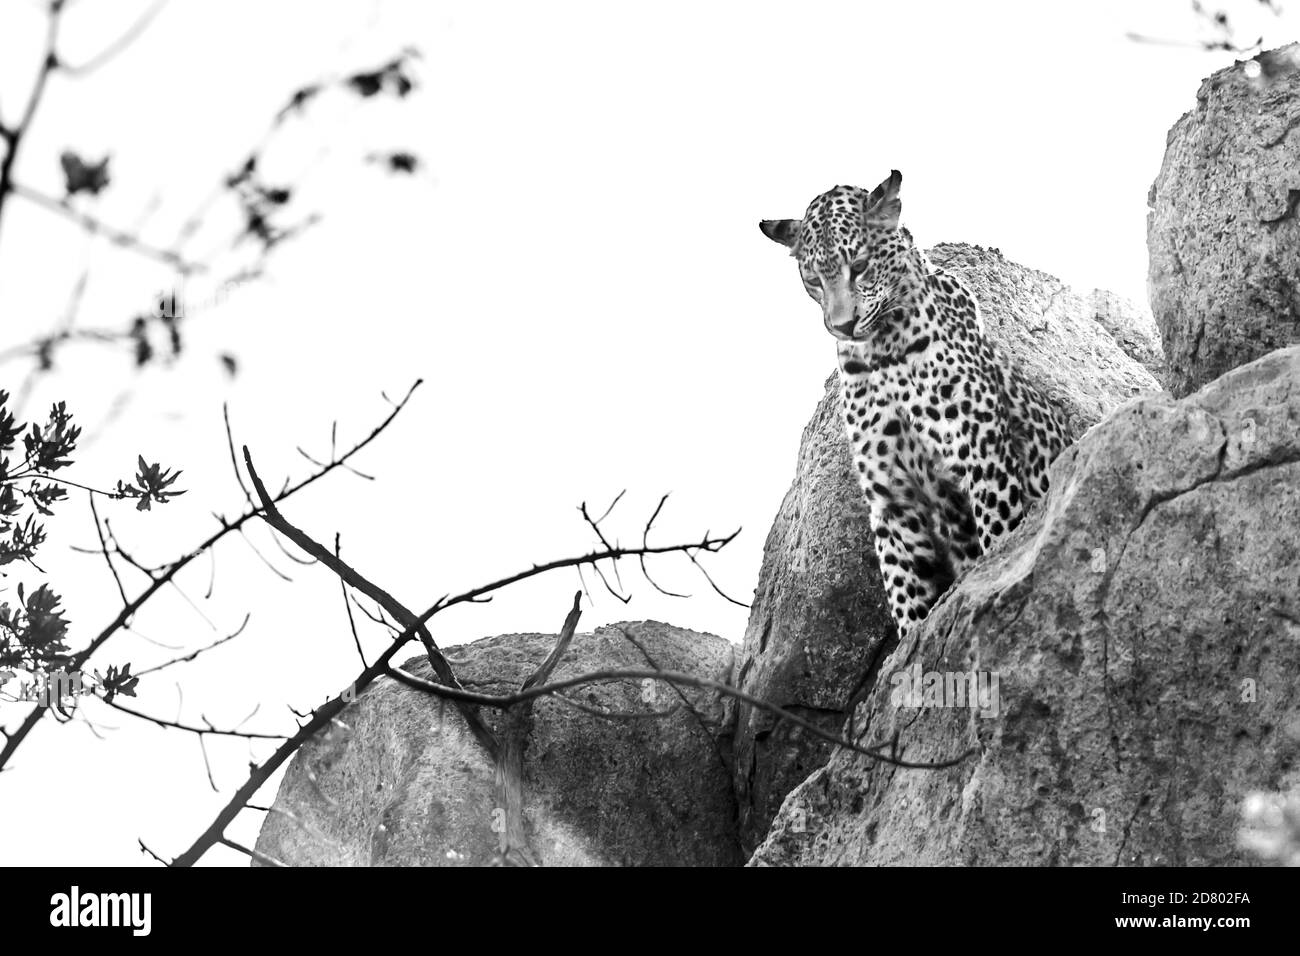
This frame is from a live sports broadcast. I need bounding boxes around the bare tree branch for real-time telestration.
[639,493,690,598]
[336,534,368,668]
[10,183,201,272]
[493,591,583,865]
[219,836,285,868]
[167,509,740,866]
[384,664,976,772]
[0,383,422,773]
[242,444,500,759]
[131,613,250,678]
[59,0,169,77]
[88,492,129,608]
[0,0,64,247]
[98,695,286,740]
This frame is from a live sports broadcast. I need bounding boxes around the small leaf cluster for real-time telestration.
[0,392,78,568]
[113,456,186,512]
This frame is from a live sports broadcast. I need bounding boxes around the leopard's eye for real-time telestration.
[849,259,871,279]
[802,269,822,287]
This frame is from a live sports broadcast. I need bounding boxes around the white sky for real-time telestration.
[1,0,1294,865]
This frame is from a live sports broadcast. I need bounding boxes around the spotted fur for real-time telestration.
[761,171,1069,637]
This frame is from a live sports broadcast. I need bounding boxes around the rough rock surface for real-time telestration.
[1148,44,1300,398]
[928,243,1163,434]
[732,243,1164,852]
[1088,289,1167,386]
[751,346,1300,866]
[730,380,895,854]
[255,622,742,866]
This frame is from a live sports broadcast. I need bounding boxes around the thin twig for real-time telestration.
[223,403,254,507]
[98,695,285,740]
[0,0,64,244]
[219,837,286,868]
[552,693,679,722]
[238,528,293,582]
[336,534,368,668]
[639,493,689,598]
[10,184,201,273]
[89,492,129,608]
[132,613,250,678]
[59,0,168,77]
[197,735,218,791]
[139,840,167,865]
[494,592,583,865]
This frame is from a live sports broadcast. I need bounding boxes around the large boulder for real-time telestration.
[255,622,743,866]
[751,346,1300,866]
[1148,43,1300,398]
[732,243,1164,852]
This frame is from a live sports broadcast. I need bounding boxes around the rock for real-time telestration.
[730,379,895,854]
[1148,43,1300,398]
[927,243,1164,435]
[751,346,1300,866]
[255,622,743,866]
[732,243,1163,853]
[1087,289,1167,386]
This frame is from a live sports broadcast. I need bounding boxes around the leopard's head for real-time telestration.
[760,170,914,342]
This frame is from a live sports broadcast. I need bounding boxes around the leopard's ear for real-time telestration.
[864,170,902,229]
[759,218,802,249]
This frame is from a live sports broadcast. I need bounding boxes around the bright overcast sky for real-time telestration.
[1,0,1294,865]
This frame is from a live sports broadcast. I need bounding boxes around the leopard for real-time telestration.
[760,170,1069,638]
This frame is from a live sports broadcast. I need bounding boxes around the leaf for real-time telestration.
[367,151,420,174]
[59,151,111,197]
[130,316,153,367]
[344,51,418,101]
[276,84,320,124]
[99,663,139,704]
[115,456,187,511]
[18,583,71,661]
[26,481,68,517]
[345,71,384,97]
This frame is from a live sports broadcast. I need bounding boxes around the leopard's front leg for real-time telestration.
[845,397,975,637]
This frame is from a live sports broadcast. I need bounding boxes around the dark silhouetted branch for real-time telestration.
[242,444,500,760]
[385,663,976,772]
[493,591,583,865]
[0,383,421,773]
[169,504,739,865]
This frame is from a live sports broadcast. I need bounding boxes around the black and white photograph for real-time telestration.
[1,0,1298,930]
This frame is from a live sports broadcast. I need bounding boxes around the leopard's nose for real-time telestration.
[824,294,856,337]
[827,316,857,338]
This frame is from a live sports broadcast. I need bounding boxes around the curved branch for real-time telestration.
[0,0,63,243]
[59,0,168,77]
[384,664,976,772]
[242,445,499,760]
